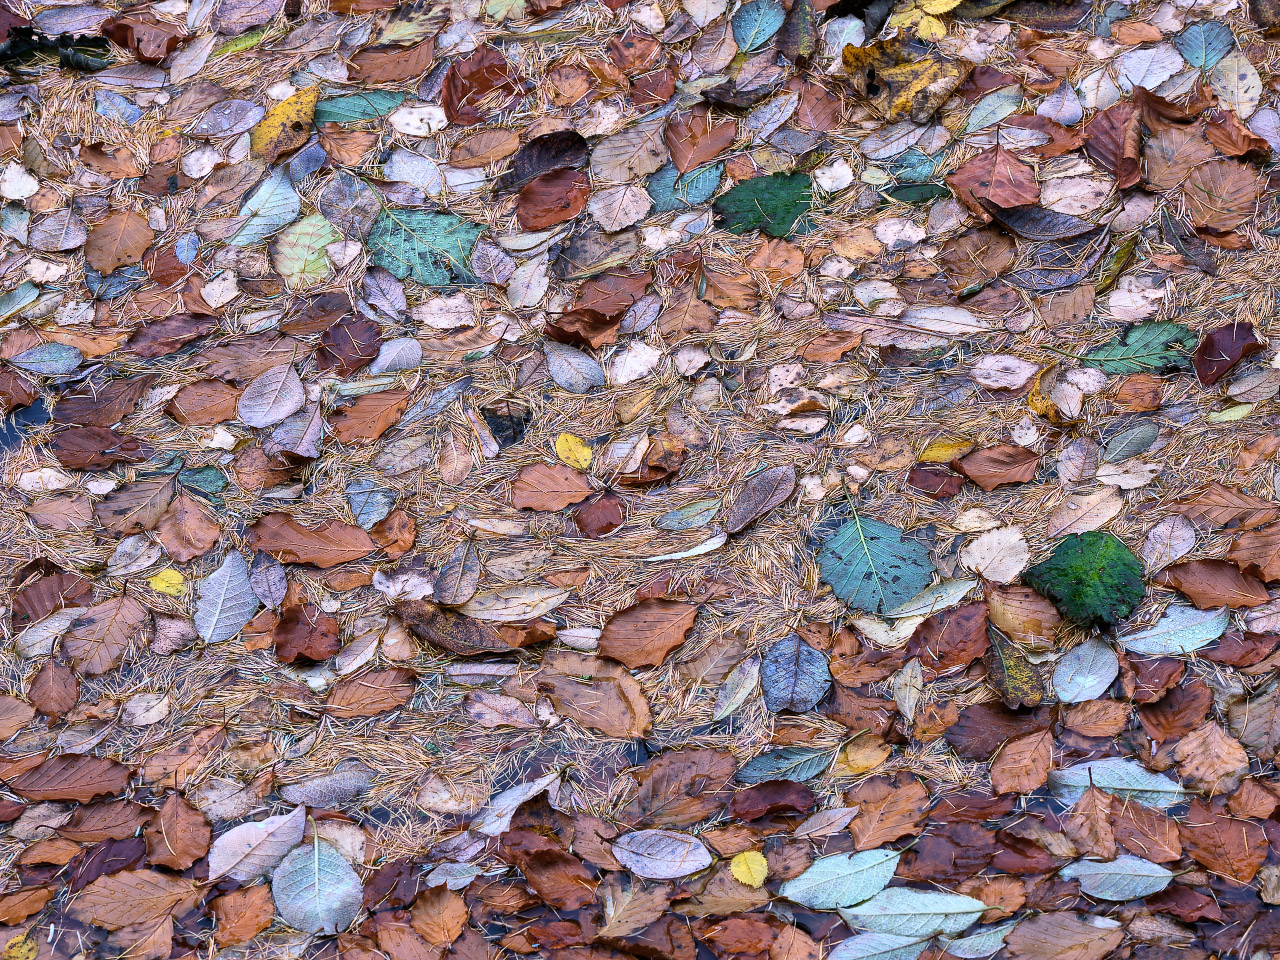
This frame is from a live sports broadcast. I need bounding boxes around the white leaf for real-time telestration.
[1116,43,1185,93]
[1049,758,1187,808]
[506,253,549,309]
[839,887,987,937]
[828,932,930,960]
[369,337,423,375]
[609,342,663,384]
[1059,855,1172,900]
[233,168,301,245]
[1142,516,1196,574]
[1038,80,1082,125]
[779,849,900,910]
[272,838,363,934]
[473,769,561,836]
[939,921,1020,959]
[589,183,652,232]
[209,805,306,881]
[795,806,861,838]
[1117,604,1230,656]
[611,829,713,880]
[883,579,977,619]
[958,527,1029,583]
[683,0,728,28]
[1211,50,1261,118]
[194,552,261,645]
[15,607,86,658]
[384,147,444,195]
[458,585,571,622]
[238,364,305,428]
[1052,639,1119,703]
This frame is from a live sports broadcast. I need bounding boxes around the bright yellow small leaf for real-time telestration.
[730,850,768,888]
[250,85,320,163]
[555,432,592,470]
[919,437,973,462]
[149,569,186,596]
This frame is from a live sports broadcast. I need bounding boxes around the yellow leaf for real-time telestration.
[1208,403,1254,423]
[555,432,592,470]
[149,569,186,596]
[250,86,320,163]
[730,851,768,888]
[920,0,964,13]
[914,13,948,39]
[919,436,973,462]
[4,936,36,960]
[832,735,892,777]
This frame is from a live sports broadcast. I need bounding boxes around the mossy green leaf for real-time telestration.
[1022,531,1145,628]
[713,172,812,237]
[1083,321,1196,374]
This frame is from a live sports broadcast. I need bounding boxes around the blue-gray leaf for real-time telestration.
[271,839,363,935]
[779,849,901,910]
[736,746,832,784]
[732,0,786,50]
[761,633,831,712]
[8,343,82,376]
[1175,21,1234,70]
[818,513,935,614]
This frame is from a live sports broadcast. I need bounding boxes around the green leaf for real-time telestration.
[736,746,833,783]
[313,91,407,124]
[269,213,339,289]
[1175,20,1234,70]
[1022,531,1145,628]
[939,921,1019,959]
[732,0,786,50]
[1048,757,1187,807]
[367,208,483,285]
[1117,604,1230,656]
[486,0,528,21]
[1082,321,1196,374]
[713,172,812,237]
[780,850,901,910]
[271,837,363,934]
[1059,855,1172,901]
[818,513,935,615]
[880,182,950,204]
[839,888,987,937]
[646,162,724,214]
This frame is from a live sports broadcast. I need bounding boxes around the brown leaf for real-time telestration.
[729,780,815,820]
[1083,101,1141,189]
[1179,798,1267,881]
[145,794,210,870]
[102,12,188,63]
[50,426,151,470]
[1060,785,1116,859]
[274,604,340,663]
[946,146,1040,214]
[1142,121,1215,192]
[94,476,178,535]
[443,46,517,125]
[0,886,55,924]
[510,462,595,511]
[450,129,521,168]
[658,290,718,337]
[212,885,276,947]
[9,754,131,802]
[66,869,198,931]
[951,444,1039,491]
[154,491,221,562]
[64,596,151,676]
[1003,911,1123,960]
[317,316,381,376]
[573,492,627,538]
[517,168,590,230]
[0,694,33,740]
[989,728,1053,795]
[1182,158,1262,231]
[140,724,225,788]
[326,667,417,718]
[247,512,376,567]
[1173,481,1280,529]
[846,773,928,850]
[1173,720,1250,795]
[598,599,698,669]
[27,660,78,718]
[1205,108,1272,158]
[1228,521,1280,581]
[1156,558,1268,608]
[409,886,468,946]
[937,227,1018,293]
[664,106,736,174]
[906,601,989,674]
[619,748,735,828]
[1227,680,1280,759]
[529,650,652,738]
[500,829,597,910]
[722,465,796,534]
[85,210,153,274]
[59,801,153,842]
[351,38,435,83]
[327,390,411,445]
[168,380,243,425]
[1193,321,1263,386]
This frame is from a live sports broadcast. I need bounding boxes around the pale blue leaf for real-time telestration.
[818,513,935,615]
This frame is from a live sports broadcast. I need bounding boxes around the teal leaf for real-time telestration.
[1022,531,1145,628]
[713,172,812,237]
[646,162,724,214]
[839,888,987,937]
[780,849,901,910]
[367,209,483,285]
[232,168,301,246]
[1083,321,1196,374]
[818,513,935,615]
[1049,757,1187,807]
[732,0,786,50]
[313,91,407,124]
[736,746,833,784]
[1175,21,1234,71]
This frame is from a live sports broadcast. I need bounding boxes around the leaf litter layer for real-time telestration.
[4,0,1280,957]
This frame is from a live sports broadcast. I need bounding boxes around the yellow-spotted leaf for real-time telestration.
[555,433,592,470]
[251,85,320,163]
[730,850,768,888]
